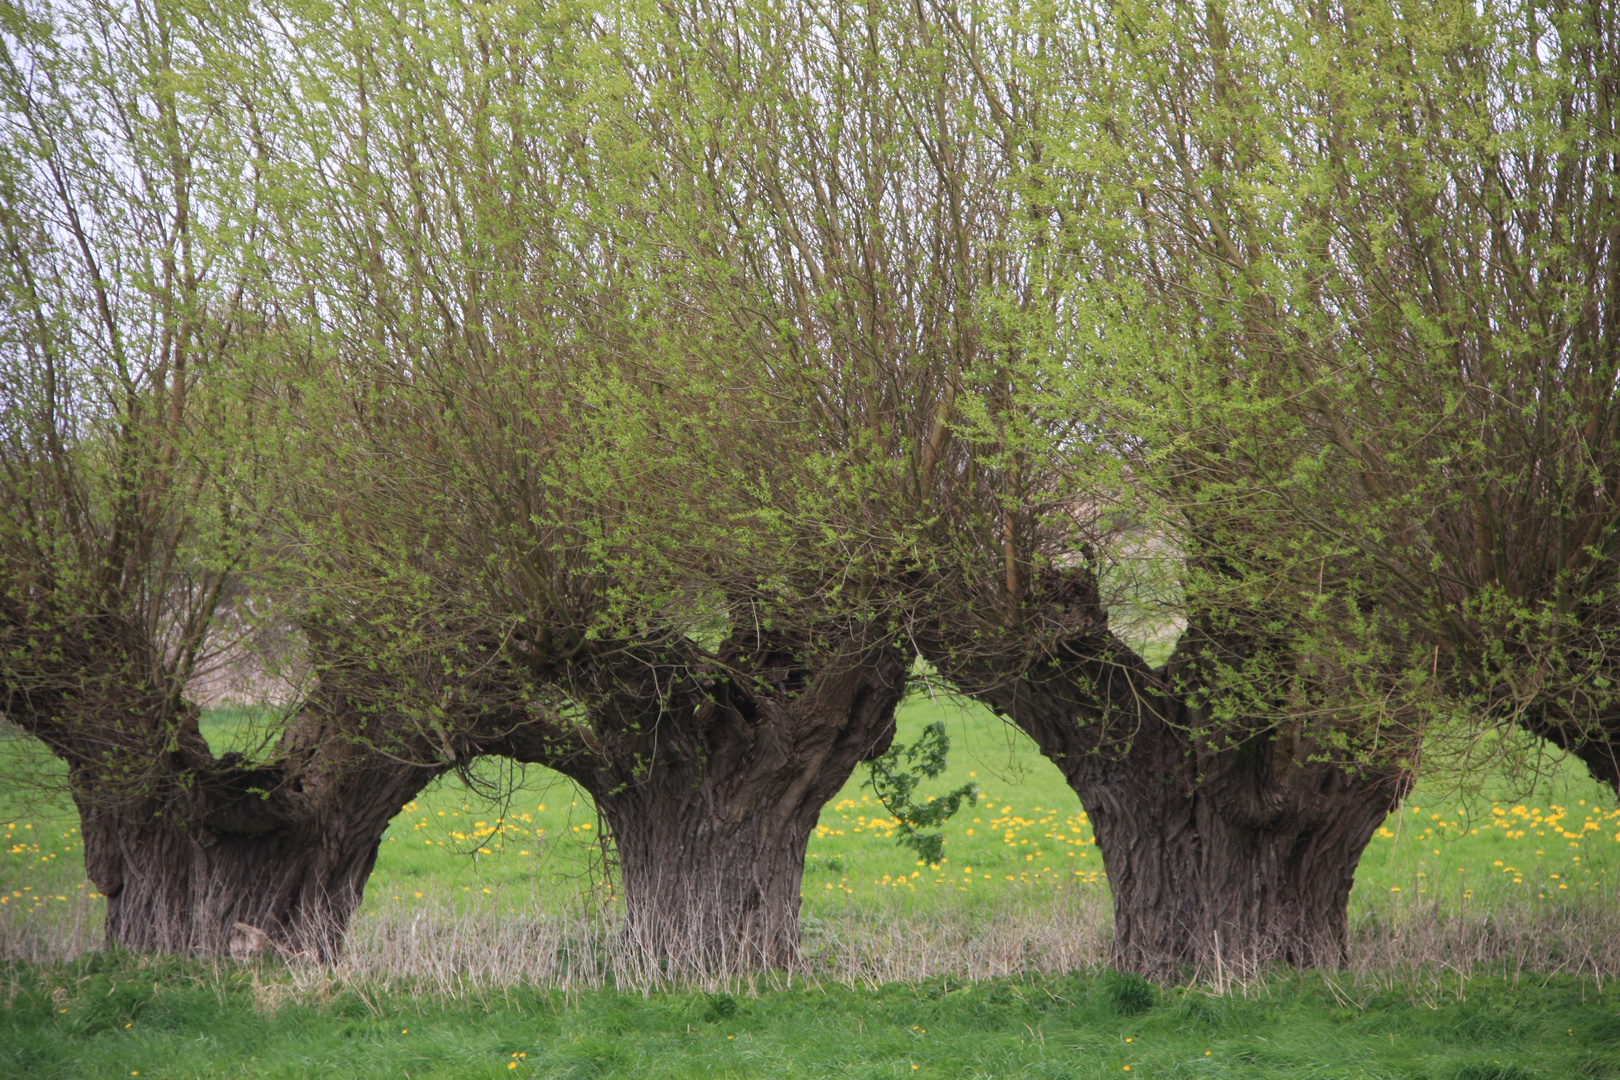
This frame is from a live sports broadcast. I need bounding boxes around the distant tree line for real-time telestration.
[2,0,1616,980]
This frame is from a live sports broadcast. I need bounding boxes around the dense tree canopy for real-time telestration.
[2,0,1615,978]
[1043,0,1620,789]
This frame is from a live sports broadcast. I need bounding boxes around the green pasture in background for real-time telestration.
[4,696,1619,923]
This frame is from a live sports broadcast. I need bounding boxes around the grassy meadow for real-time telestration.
[6,696,1620,961]
[4,697,1620,1078]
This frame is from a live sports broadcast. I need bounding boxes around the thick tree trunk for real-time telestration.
[6,558,508,963]
[1003,679,1405,979]
[1080,756,1399,977]
[82,807,375,960]
[69,724,444,960]
[597,671,901,973]
[1001,694,1403,978]
[597,765,824,972]
[924,591,1409,979]
[78,774,438,960]
[518,640,906,974]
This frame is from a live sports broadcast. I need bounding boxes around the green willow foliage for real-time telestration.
[247,0,1620,783]
[4,0,1617,967]
[252,0,862,661]
[1023,0,1620,785]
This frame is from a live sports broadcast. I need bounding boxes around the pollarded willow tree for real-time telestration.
[0,0,535,960]
[637,0,1428,977]
[921,0,1620,974]
[255,0,911,972]
[1064,0,1620,797]
[0,0,302,954]
[902,0,1433,977]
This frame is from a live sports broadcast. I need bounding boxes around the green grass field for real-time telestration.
[4,698,1620,1078]
[9,695,1616,923]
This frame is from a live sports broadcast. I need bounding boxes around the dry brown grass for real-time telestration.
[1345,890,1620,987]
[6,868,1618,995]
[0,863,102,965]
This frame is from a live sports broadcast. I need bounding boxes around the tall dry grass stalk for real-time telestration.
[0,864,103,964]
[4,874,1617,993]
[248,887,1113,996]
[1345,892,1620,986]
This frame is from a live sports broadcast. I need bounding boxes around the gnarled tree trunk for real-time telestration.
[507,635,906,974]
[595,760,831,972]
[923,574,1409,980]
[6,620,462,962]
[76,750,440,960]
[1072,739,1401,976]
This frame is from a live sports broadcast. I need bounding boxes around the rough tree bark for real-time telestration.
[502,631,907,973]
[1,608,473,960]
[919,569,1410,980]
[69,722,443,960]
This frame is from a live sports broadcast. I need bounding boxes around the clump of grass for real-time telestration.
[1346,892,1620,982]
[703,992,737,1021]
[1100,969,1156,1015]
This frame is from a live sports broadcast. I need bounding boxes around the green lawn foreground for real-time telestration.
[2,956,1617,1080]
